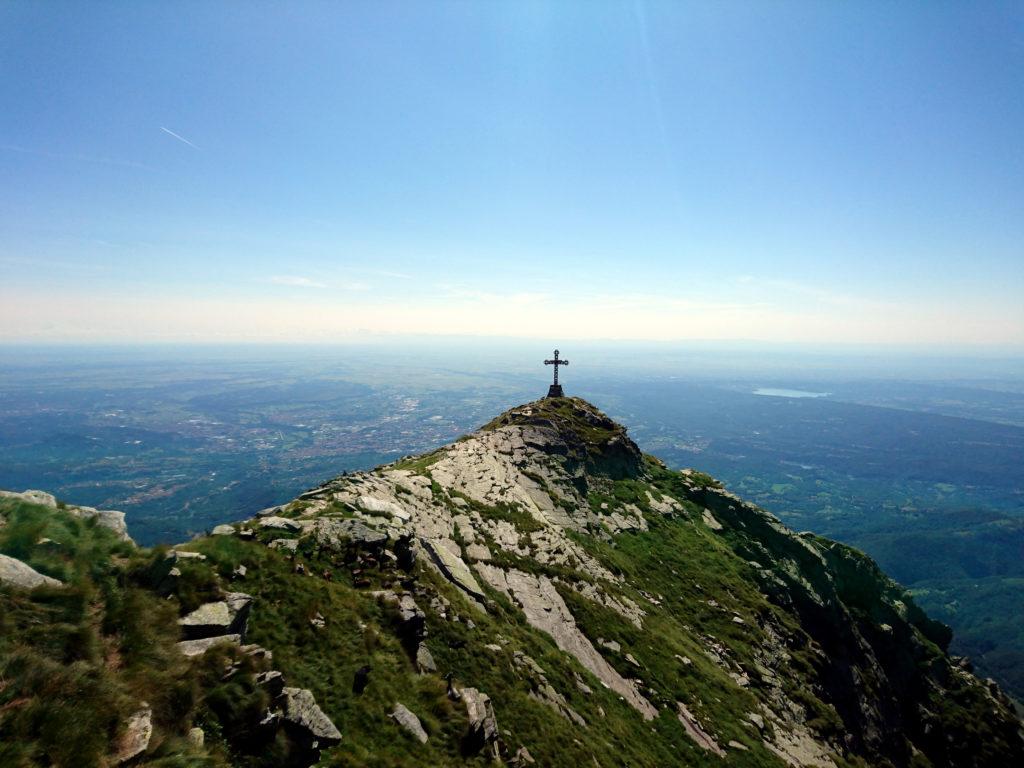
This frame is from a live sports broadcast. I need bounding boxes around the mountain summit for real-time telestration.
[1,398,1021,767]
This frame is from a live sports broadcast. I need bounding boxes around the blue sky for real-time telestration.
[1,1,1022,344]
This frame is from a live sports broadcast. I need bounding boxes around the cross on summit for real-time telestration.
[544,349,569,398]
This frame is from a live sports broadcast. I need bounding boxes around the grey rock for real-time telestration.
[390,702,428,743]
[511,746,536,765]
[241,643,273,662]
[357,494,410,520]
[176,634,241,657]
[256,670,286,697]
[269,538,298,552]
[211,524,235,536]
[114,705,152,763]
[422,538,485,600]
[702,508,724,531]
[308,517,388,554]
[168,549,207,562]
[677,702,725,757]
[461,687,500,756]
[415,643,437,674]
[0,489,134,543]
[187,727,205,748]
[279,687,342,746]
[0,488,57,506]
[475,564,657,720]
[0,554,62,590]
[178,592,253,640]
[259,516,302,532]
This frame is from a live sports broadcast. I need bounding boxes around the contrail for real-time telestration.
[160,126,199,149]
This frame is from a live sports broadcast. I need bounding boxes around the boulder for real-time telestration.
[511,746,536,765]
[390,702,429,743]
[0,554,62,590]
[269,538,299,552]
[0,489,57,507]
[211,524,235,536]
[308,517,387,555]
[279,687,342,748]
[74,506,131,542]
[258,516,302,532]
[187,727,205,748]
[150,549,206,591]
[422,538,485,601]
[702,508,723,531]
[415,643,437,674]
[461,687,499,757]
[0,489,133,543]
[178,592,253,640]
[357,494,410,520]
[255,504,286,518]
[169,549,206,562]
[114,705,152,763]
[176,634,241,657]
[256,670,286,698]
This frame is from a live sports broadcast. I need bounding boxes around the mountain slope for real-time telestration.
[1,397,1020,767]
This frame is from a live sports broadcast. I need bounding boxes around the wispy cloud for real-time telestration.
[733,275,862,307]
[268,275,328,289]
[362,268,413,280]
[160,126,199,149]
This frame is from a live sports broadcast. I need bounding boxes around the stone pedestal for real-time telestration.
[546,384,564,398]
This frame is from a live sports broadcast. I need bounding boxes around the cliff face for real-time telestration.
[1,397,1021,768]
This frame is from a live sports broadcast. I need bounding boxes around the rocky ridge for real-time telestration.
[1,396,1021,767]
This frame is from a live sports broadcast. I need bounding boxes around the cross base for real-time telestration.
[546,384,564,398]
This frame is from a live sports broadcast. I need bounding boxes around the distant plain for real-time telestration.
[1,343,1022,698]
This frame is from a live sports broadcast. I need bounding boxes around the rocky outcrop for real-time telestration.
[178,592,253,640]
[258,516,303,532]
[513,651,586,727]
[422,538,485,601]
[278,687,342,750]
[176,634,241,657]
[308,517,387,555]
[475,564,657,720]
[0,489,134,543]
[461,687,499,758]
[113,705,152,763]
[390,703,428,743]
[676,701,725,757]
[7,398,1019,768]
[0,554,61,590]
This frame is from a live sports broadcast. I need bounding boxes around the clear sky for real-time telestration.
[1,1,1022,345]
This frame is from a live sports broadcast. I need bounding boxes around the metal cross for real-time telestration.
[544,349,569,387]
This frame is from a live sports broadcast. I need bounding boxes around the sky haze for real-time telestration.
[1,1,1022,345]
